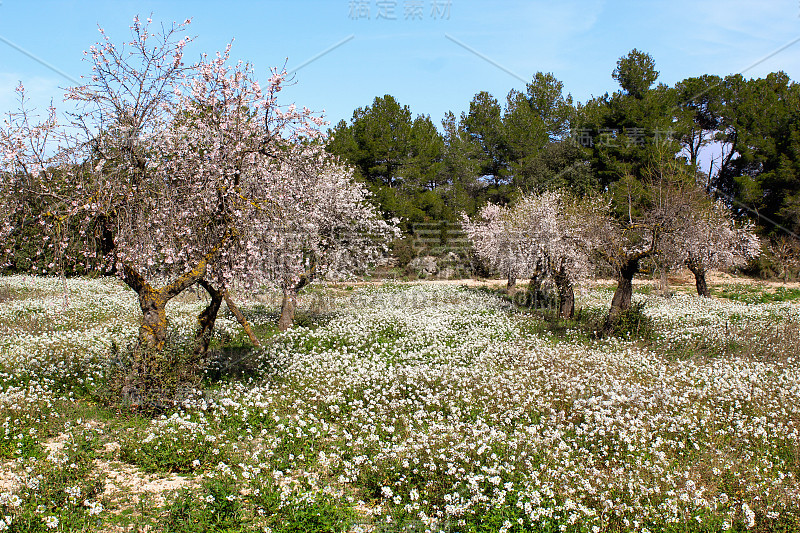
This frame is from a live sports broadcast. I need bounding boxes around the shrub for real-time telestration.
[611,301,654,339]
[392,236,416,269]
[103,334,204,415]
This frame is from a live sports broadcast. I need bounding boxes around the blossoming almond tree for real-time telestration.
[597,158,707,329]
[2,17,327,359]
[670,200,761,297]
[512,191,599,318]
[263,149,400,331]
[462,191,598,317]
[67,19,331,354]
[461,203,530,291]
[142,42,331,351]
[1,90,68,272]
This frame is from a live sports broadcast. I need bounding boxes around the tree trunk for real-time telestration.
[194,280,223,359]
[123,284,171,409]
[529,273,541,294]
[558,284,574,318]
[137,290,168,351]
[659,267,670,297]
[277,267,315,331]
[112,239,227,410]
[695,270,710,297]
[528,262,543,309]
[554,270,574,319]
[278,288,298,331]
[688,264,710,297]
[223,290,261,347]
[120,247,218,352]
[605,257,639,332]
[507,269,516,292]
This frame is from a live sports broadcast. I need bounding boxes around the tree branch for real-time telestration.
[120,261,152,295]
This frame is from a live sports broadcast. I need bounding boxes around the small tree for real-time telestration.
[461,203,529,290]
[2,18,335,405]
[264,149,399,331]
[771,236,800,284]
[512,191,598,318]
[672,201,760,296]
[612,48,659,99]
[62,19,324,350]
[596,157,702,330]
[462,191,598,317]
[1,88,71,273]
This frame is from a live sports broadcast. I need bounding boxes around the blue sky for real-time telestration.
[1,0,800,130]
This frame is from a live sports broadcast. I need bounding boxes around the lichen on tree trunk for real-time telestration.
[138,291,168,351]
[118,255,217,408]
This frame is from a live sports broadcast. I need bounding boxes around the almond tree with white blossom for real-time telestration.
[670,200,760,297]
[2,17,399,372]
[264,149,400,331]
[1,89,69,271]
[596,156,712,329]
[462,191,599,317]
[461,203,529,290]
[1,18,345,368]
[512,191,600,317]
[63,18,329,352]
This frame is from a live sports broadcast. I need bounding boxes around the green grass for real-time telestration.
[712,284,800,303]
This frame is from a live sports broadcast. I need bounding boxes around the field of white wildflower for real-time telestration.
[0,274,798,532]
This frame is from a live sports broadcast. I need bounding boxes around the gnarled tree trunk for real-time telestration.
[193,282,263,356]
[138,290,168,351]
[605,256,640,333]
[119,259,214,407]
[194,279,223,360]
[527,259,544,309]
[529,273,541,294]
[686,260,710,297]
[507,269,516,292]
[118,234,227,351]
[277,266,315,332]
[122,262,204,351]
